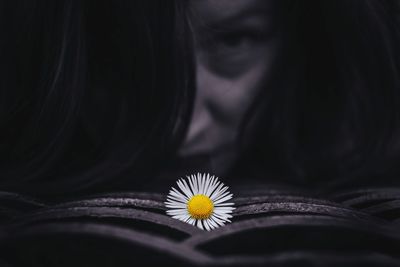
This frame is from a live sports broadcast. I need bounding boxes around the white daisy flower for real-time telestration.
[165,173,235,231]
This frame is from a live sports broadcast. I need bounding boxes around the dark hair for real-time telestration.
[1,0,400,196]
[0,0,194,196]
[237,0,400,190]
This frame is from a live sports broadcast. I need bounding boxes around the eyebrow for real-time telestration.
[191,2,274,30]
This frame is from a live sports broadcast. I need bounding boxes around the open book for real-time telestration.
[0,187,399,266]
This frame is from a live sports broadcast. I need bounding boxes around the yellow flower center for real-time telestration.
[187,194,214,220]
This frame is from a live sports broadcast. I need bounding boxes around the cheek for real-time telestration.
[180,36,279,155]
[196,59,269,125]
[196,43,278,126]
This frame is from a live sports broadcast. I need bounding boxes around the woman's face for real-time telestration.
[180,0,280,156]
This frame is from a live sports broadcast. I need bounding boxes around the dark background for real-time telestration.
[0,0,400,266]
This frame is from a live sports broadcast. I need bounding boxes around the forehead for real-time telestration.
[189,0,274,24]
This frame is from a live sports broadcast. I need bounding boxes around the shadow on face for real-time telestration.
[180,0,281,160]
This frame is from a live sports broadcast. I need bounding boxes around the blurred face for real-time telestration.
[180,0,280,156]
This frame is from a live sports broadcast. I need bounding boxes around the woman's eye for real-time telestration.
[199,30,265,55]
[196,29,270,77]
[217,32,256,49]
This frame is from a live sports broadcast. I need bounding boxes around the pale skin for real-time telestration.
[180,0,280,163]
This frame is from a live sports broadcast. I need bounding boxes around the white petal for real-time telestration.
[170,188,188,201]
[203,219,211,231]
[213,211,232,219]
[197,173,203,195]
[213,194,233,205]
[165,203,187,209]
[213,212,233,218]
[210,186,229,201]
[186,176,196,195]
[196,219,204,230]
[194,174,199,193]
[209,183,225,200]
[206,173,211,186]
[208,217,218,229]
[212,188,230,202]
[208,177,221,198]
[166,209,187,215]
[204,176,216,196]
[208,179,221,197]
[214,206,235,211]
[179,214,191,222]
[167,194,186,204]
[213,212,231,221]
[167,209,187,214]
[166,197,186,205]
[173,214,190,221]
[189,174,199,195]
[211,214,226,226]
[177,179,193,198]
[199,173,206,195]
[215,213,233,221]
[202,173,208,194]
[204,175,211,196]
[214,202,235,207]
